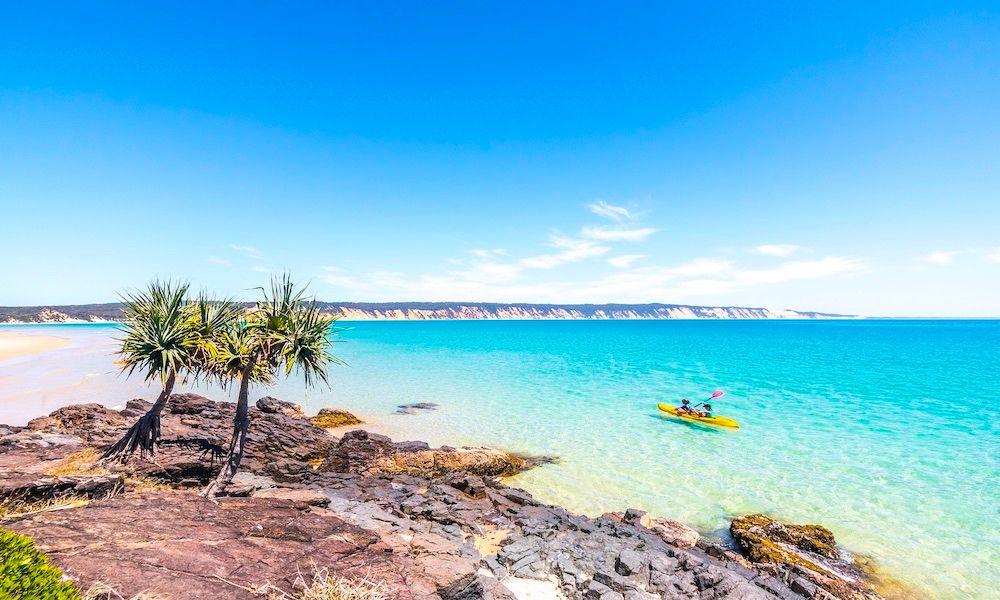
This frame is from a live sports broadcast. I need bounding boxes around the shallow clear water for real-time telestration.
[1,320,998,598]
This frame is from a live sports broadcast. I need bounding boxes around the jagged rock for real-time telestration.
[320,429,529,478]
[732,514,838,560]
[256,396,304,417]
[615,549,643,576]
[731,514,882,599]
[605,509,700,549]
[26,403,127,445]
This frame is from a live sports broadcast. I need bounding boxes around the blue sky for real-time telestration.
[1,3,998,316]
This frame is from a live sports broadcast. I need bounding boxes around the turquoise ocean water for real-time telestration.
[1,320,998,597]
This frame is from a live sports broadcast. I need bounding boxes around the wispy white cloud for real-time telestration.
[581,226,657,242]
[316,255,863,304]
[251,265,270,273]
[587,201,632,222]
[607,254,646,268]
[230,244,262,259]
[753,244,800,257]
[207,256,230,266]
[925,250,960,265]
[519,236,610,269]
[986,248,1000,263]
[315,203,862,306]
[470,248,508,259]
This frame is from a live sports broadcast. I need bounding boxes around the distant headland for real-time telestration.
[0,301,858,323]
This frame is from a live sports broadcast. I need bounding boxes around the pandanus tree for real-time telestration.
[102,281,240,461]
[202,275,339,496]
[102,281,197,460]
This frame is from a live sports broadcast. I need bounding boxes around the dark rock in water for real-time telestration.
[732,513,838,560]
[255,396,304,417]
[396,402,439,414]
[731,513,886,599]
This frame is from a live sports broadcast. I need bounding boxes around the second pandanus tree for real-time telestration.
[202,275,340,496]
[103,282,240,461]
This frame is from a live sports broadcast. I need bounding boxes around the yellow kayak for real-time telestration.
[657,403,740,429]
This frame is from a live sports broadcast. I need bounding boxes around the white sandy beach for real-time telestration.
[0,330,71,362]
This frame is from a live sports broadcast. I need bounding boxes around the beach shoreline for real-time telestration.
[0,330,71,362]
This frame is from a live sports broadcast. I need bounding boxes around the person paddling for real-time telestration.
[698,403,714,418]
[677,398,695,413]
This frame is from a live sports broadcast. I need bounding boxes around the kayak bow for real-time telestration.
[657,403,740,429]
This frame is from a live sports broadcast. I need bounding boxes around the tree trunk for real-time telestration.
[203,362,253,496]
[102,370,176,461]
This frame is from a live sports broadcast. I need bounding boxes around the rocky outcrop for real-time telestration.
[320,429,529,478]
[604,508,701,549]
[1,398,881,599]
[731,514,887,599]
[25,394,339,484]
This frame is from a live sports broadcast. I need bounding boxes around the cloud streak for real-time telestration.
[753,244,800,257]
[581,226,657,242]
[587,201,632,222]
[925,250,960,265]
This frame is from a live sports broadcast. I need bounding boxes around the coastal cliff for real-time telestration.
[0,302,857,323]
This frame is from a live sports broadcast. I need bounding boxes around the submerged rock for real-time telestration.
[396,402,439,414]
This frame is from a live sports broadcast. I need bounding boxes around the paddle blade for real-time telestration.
[711,390,725,399]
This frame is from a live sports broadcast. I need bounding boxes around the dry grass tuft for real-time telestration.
[44,449,110,476]
[0,495,90,521]
[83,581,166,600]
[289,568,390,600]
[220,567,390,600]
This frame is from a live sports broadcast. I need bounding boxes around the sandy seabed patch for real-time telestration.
[0,330,71,362]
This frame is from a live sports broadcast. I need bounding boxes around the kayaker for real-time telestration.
[698,403,714,418]
[677,398,694,413]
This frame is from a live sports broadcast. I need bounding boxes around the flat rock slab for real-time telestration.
[5,491,419,599]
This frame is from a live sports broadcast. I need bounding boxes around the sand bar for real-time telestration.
[0,330,71,361]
